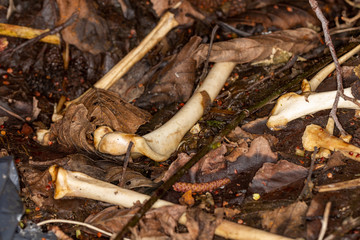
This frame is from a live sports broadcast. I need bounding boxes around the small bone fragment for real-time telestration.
[49,165,293,240]
[302,124,360,161]
[267,87,360,131]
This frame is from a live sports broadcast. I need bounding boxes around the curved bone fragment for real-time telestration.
[94,62,237,161]
[267,87,360,131]
[49,165,293,240]
[302,124,360,161]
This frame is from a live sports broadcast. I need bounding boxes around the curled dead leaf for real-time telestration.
[50,89,150,153]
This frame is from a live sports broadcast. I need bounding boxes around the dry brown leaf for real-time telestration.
[136,36,202,108]
[261,201,308,238]
[229,3,319,32]
[50,89,150,153]
[56,0,111,54]
[193,28,319,66]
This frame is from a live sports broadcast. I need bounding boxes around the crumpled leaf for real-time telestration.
[193,28,319,66]
[50,88,151,153]
[261,201,308,238]
[249,160,308,194]
[56,0,111,54]
[84,205,186,237]
[136,36,202,108]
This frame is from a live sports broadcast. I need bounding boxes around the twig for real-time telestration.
[318,202,332,240]
[2,12,78,57]
[298,147,317,200]
[0,104,25,122]
[216,21,251,37]
[119,141,133,187]
[37,219,113,237]
[199,25,219,82]
[309,0,360,136]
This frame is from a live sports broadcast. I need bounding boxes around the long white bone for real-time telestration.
[49,165,293,240]
[94,62,237,161]
[267,87,360,131]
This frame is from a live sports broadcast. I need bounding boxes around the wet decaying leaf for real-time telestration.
[49,88,151,153]
[136,36,202,108]
[56,0,111,54]
[193,28,319,65]
[84,205,186,238]
[261,201,308,238]
[249,159,308,194]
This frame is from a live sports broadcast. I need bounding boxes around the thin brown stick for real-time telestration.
[199,25,219,82]
[119,141,133,187]
[298,147,317,200]
[308,0,360,136]
[318,202,332,240]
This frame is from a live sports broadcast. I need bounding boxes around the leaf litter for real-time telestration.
[2,0,360,239]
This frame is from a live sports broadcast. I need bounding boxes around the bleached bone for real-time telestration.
[267,87,360,131]
[94,62,237,161]
[302,124,360,161]
[49,165,293,240]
